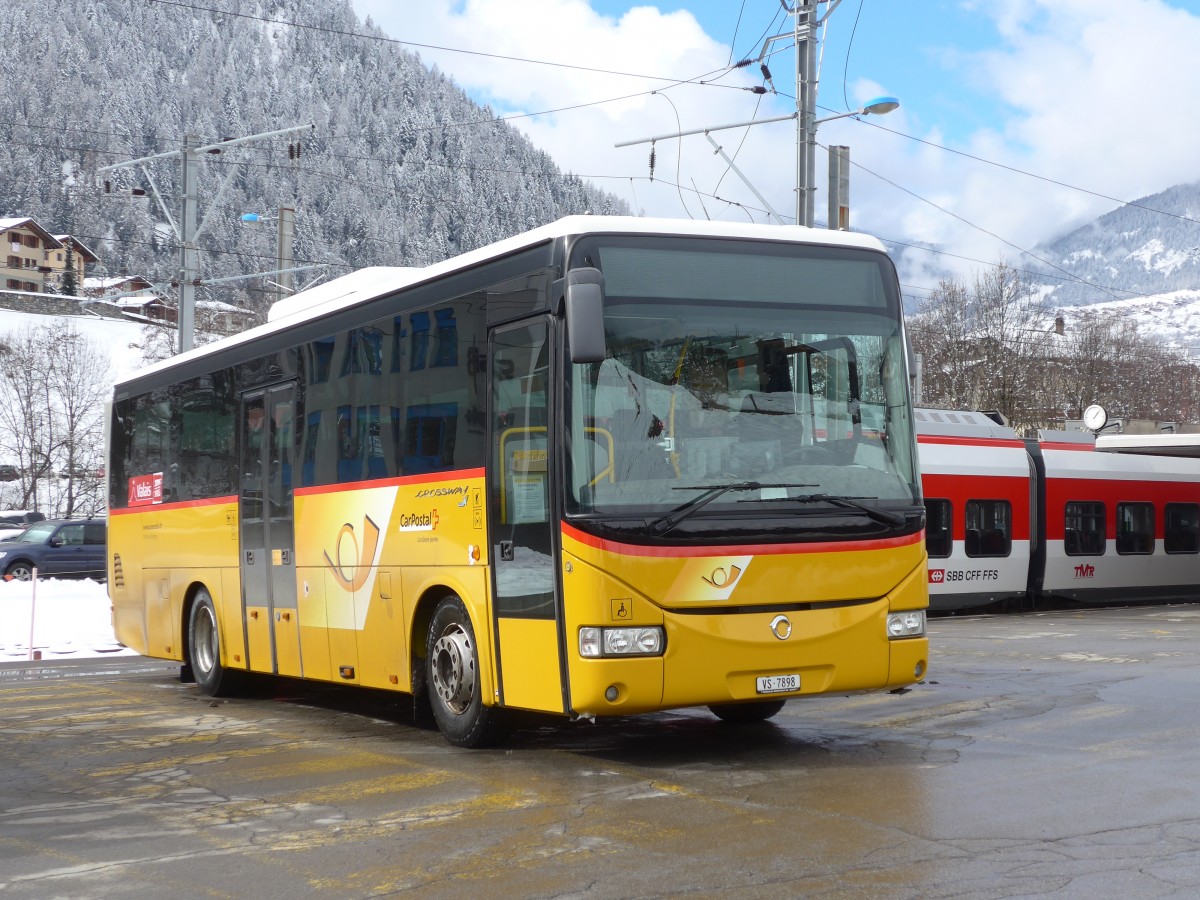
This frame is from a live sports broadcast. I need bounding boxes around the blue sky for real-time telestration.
[587,0,1003,140]
[350,1,1200,290]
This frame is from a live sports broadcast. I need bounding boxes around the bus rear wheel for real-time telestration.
[426,595,507,748]
[708,699,787,723]
[188,588,242,697]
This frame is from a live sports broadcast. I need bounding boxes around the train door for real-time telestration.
[488,317,567,713]
[239,384,301,677]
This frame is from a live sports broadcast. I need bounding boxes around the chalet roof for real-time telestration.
[84,275,152,290]
[52,234,100,264]
[111,296,166,309]
[0,216,63,248]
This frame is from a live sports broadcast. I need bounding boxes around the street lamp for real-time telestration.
[799,96,899,227]
[816,96,900,127]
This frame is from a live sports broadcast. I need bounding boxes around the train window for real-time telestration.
[1116,503,1155,555]
[924,499,952,558]
[1165,503,1200,554]
[1064,501,1105,556]
[964,499,1010,558]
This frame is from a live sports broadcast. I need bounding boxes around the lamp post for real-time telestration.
[798,96,899,227]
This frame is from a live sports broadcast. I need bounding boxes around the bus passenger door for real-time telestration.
[489,319,566,713]
[239,384,301,677]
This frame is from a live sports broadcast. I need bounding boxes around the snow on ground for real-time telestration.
[0,577,134,661]
[0,307,151,384]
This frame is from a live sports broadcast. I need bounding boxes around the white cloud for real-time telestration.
[354,0,812,223]
[351,0,1200,290]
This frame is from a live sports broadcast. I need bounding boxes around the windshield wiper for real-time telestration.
[647,482,815,536]
[781,493,908,527]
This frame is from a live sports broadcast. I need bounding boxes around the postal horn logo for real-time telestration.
[701,564,744,589]
[323,515,381,592]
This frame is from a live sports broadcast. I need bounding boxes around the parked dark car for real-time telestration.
[0,518,106,581]
[0,465,19,482]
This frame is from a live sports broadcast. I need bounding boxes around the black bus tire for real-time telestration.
[188,588,242,697]
[708,699,787,723]
[426,595,508,748]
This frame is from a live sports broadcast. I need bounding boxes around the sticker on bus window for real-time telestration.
[510,474,547,524]
[128,472,163,507]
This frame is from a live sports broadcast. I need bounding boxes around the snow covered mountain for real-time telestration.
[894,181,1200,350]
[1027,181,1200,342]
[0,0,625,317]
[1034,181,1200,310]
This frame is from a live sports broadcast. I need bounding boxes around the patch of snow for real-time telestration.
[0,578,134,661]
[0,307,151,383]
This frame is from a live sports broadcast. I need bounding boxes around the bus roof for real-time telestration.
[115,215,890,390]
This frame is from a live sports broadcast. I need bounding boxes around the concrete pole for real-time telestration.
[276,207,295,305]
[178,134,199,354]
[827,145,850,230]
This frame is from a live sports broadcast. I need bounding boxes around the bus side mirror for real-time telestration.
[564,267,606,363]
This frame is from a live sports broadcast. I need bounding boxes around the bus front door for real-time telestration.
[239,384,301,677]
[489,319,567,714]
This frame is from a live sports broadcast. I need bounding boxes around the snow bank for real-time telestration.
[0,577,135,661]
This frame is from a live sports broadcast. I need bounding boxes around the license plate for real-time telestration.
[756,673,800,694]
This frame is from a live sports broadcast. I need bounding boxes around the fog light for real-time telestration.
[887,610,926,639]
[579,626,665,658]
[605,685,619,701]
[914,660,926,678]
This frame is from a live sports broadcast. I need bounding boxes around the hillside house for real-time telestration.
[1,217,60,292]
[1,217,98,295]
[84,274,155,300]
[49,235,100,293]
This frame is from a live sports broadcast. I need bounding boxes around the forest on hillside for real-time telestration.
[0,0,625,318]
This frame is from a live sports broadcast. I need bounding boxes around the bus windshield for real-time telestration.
[566,238,920,527]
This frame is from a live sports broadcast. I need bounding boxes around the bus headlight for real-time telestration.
[579,626,664,658]
[887,611,926,639]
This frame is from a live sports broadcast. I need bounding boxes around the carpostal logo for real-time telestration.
[399,509,439,532]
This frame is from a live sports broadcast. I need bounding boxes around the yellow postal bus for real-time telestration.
[108,217,928,747]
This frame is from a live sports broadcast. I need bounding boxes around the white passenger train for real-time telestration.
[917,409,1200,612]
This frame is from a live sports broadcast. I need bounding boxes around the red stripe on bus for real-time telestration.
[109,495,237,516]
[561,521,922,557]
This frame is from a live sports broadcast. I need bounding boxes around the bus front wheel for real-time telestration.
[188,589,242,697]
[708,700,787,723]
[426,595,507,748]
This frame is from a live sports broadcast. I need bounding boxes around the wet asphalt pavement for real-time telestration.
[2,605,1200,898]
